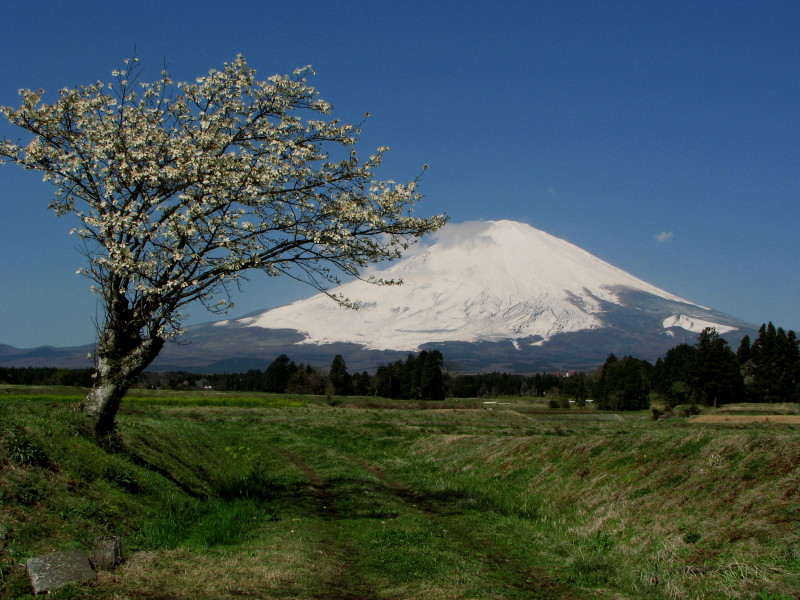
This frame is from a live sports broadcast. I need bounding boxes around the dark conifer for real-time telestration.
[263,354,298,393]
[328,354,354,396]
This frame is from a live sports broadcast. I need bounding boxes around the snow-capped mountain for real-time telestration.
[227,219,748,350]
[2,220,756,373]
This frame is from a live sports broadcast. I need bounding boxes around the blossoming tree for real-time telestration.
[0,56,445,438]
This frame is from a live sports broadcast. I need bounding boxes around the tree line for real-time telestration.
[4,322,797,409]
[594,323,799,410]
[194,351,569,402]
[199,351,449,400]
[214,322,798,408]
[0,367,95,387]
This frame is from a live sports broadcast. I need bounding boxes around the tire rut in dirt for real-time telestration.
[276,448,377,600]
[349,456,585,600]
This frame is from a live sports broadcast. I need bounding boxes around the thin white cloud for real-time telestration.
[368,220,495,274]
[655,231,674,242]
[428,220,495,248]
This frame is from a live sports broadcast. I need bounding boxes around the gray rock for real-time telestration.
[26,549,95,594]
[93,536,123,570]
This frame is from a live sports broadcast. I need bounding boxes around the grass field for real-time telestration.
[1,388,798,599]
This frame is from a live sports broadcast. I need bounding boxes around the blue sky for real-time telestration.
[1,0,798,348]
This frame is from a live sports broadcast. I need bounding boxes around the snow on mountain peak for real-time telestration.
[662,314,738,335]
[241,220,729,351]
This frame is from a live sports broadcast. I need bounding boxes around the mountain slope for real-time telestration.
[230,220,749,353]
[3,220,756,373]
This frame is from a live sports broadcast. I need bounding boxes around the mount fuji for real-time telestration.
[1,220,756,373]
[151,219,755,373]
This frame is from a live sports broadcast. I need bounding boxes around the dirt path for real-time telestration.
[275,446,586,599]
[276,448,378,600]
[691,414,800,424]
[348,456,583,600]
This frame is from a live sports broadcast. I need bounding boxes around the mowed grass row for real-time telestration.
[117,404,582,599]
[260,405,800,599]
[1,391,798,599]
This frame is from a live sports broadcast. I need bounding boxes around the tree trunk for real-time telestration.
[81,334,164,439]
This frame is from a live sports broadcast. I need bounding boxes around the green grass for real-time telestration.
[1,388,798,599]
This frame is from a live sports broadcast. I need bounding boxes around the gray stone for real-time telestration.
[26,549,95,594]
[93,536,123,570]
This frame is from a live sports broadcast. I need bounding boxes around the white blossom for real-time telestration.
[0,55,446,345]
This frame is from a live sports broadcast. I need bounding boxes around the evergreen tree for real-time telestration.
[654,329,743,407]
[562,372,590,406]
[404,352,420,398]
[693,328,743,406]
[449,374,482,398]
[592,354,617,409]
[286,365,327,395]
[594,354,652,411]
[654,344,696,406]
[328,354,354,395]
[746,323,800,403]
[372,351,446,400]
[351,371,372,396]
[737,335,752,364]
[374,360,404,398]
[419,350,445,400]
[263,355,298,393]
